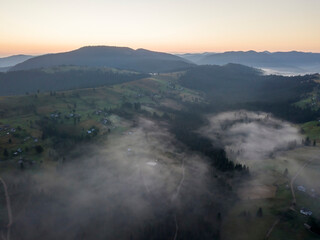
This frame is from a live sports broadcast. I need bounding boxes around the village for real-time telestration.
[0,74,202,171]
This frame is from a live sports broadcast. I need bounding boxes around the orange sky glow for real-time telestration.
[1,0,320,56]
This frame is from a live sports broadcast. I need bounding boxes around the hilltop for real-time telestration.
[10,46,194,73]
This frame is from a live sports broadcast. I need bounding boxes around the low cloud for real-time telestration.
[6,118,224,240]
[200,110,303,164]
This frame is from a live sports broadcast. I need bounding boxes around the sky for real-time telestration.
[0,0,320,56]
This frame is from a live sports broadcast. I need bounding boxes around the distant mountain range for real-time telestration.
[176,53,214,64]
[10,46,194,73]
[0,54,33,71]
[3,48,320,75]
[177,51,320,75]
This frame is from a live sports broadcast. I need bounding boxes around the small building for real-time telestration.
[146,161,157,166]
[300,208,312,216]
[297,186,306,192]
[24,137,30,142]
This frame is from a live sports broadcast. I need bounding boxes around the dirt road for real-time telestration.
[290,159,312,207]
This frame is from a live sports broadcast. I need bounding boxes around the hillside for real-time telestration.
[0,66,148,96]
[179,64,320,122]
[0,54,33,68]
[0,67,11,72]
[179,64,316,100]
[10,46,194,73]
[178,51,320,74]
[1,69,320,240]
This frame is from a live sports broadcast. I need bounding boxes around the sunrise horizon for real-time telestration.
[1,0,320,57]
[1,44,320,58]
[2,1,320,239]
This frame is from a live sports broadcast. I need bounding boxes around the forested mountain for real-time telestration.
[0,66,148,95]
[179,64,317,103]
[10,46,194,73]
[179,64,320,122]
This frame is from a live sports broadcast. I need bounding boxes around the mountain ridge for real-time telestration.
[10,46,194,73]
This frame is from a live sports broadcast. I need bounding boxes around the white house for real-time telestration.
[300,208,312,216]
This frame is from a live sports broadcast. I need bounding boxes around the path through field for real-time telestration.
[290,159,312,207]
[265,157,314,239]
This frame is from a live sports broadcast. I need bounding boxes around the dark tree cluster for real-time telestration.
[170,111,249,173]
[0,68,148,96]
[308,217,320,235]
[179,64,319,124]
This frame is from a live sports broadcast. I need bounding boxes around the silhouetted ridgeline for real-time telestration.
[0,67,148,96]
[10,46,194,73]
[178,51,320,73]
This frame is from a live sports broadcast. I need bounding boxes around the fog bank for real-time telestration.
[5,118,226,240]
[200,110,303,164]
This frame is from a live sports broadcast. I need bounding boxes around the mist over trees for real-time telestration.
[1,47,320,240]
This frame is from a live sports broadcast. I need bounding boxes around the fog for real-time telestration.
[261,67,319,76]
[200,110,303,164]
[3,111,311,239]
[261,64,320,76]
[5,118,226,240]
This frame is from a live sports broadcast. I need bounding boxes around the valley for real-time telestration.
[1,0,320,238]
[1,62,320,239]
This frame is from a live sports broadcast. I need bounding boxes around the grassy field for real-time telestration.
[302,121,320,141]
[2,72,320,239]
[222,147,320,240]
[0,74,202,172]
[294,76,320,111]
